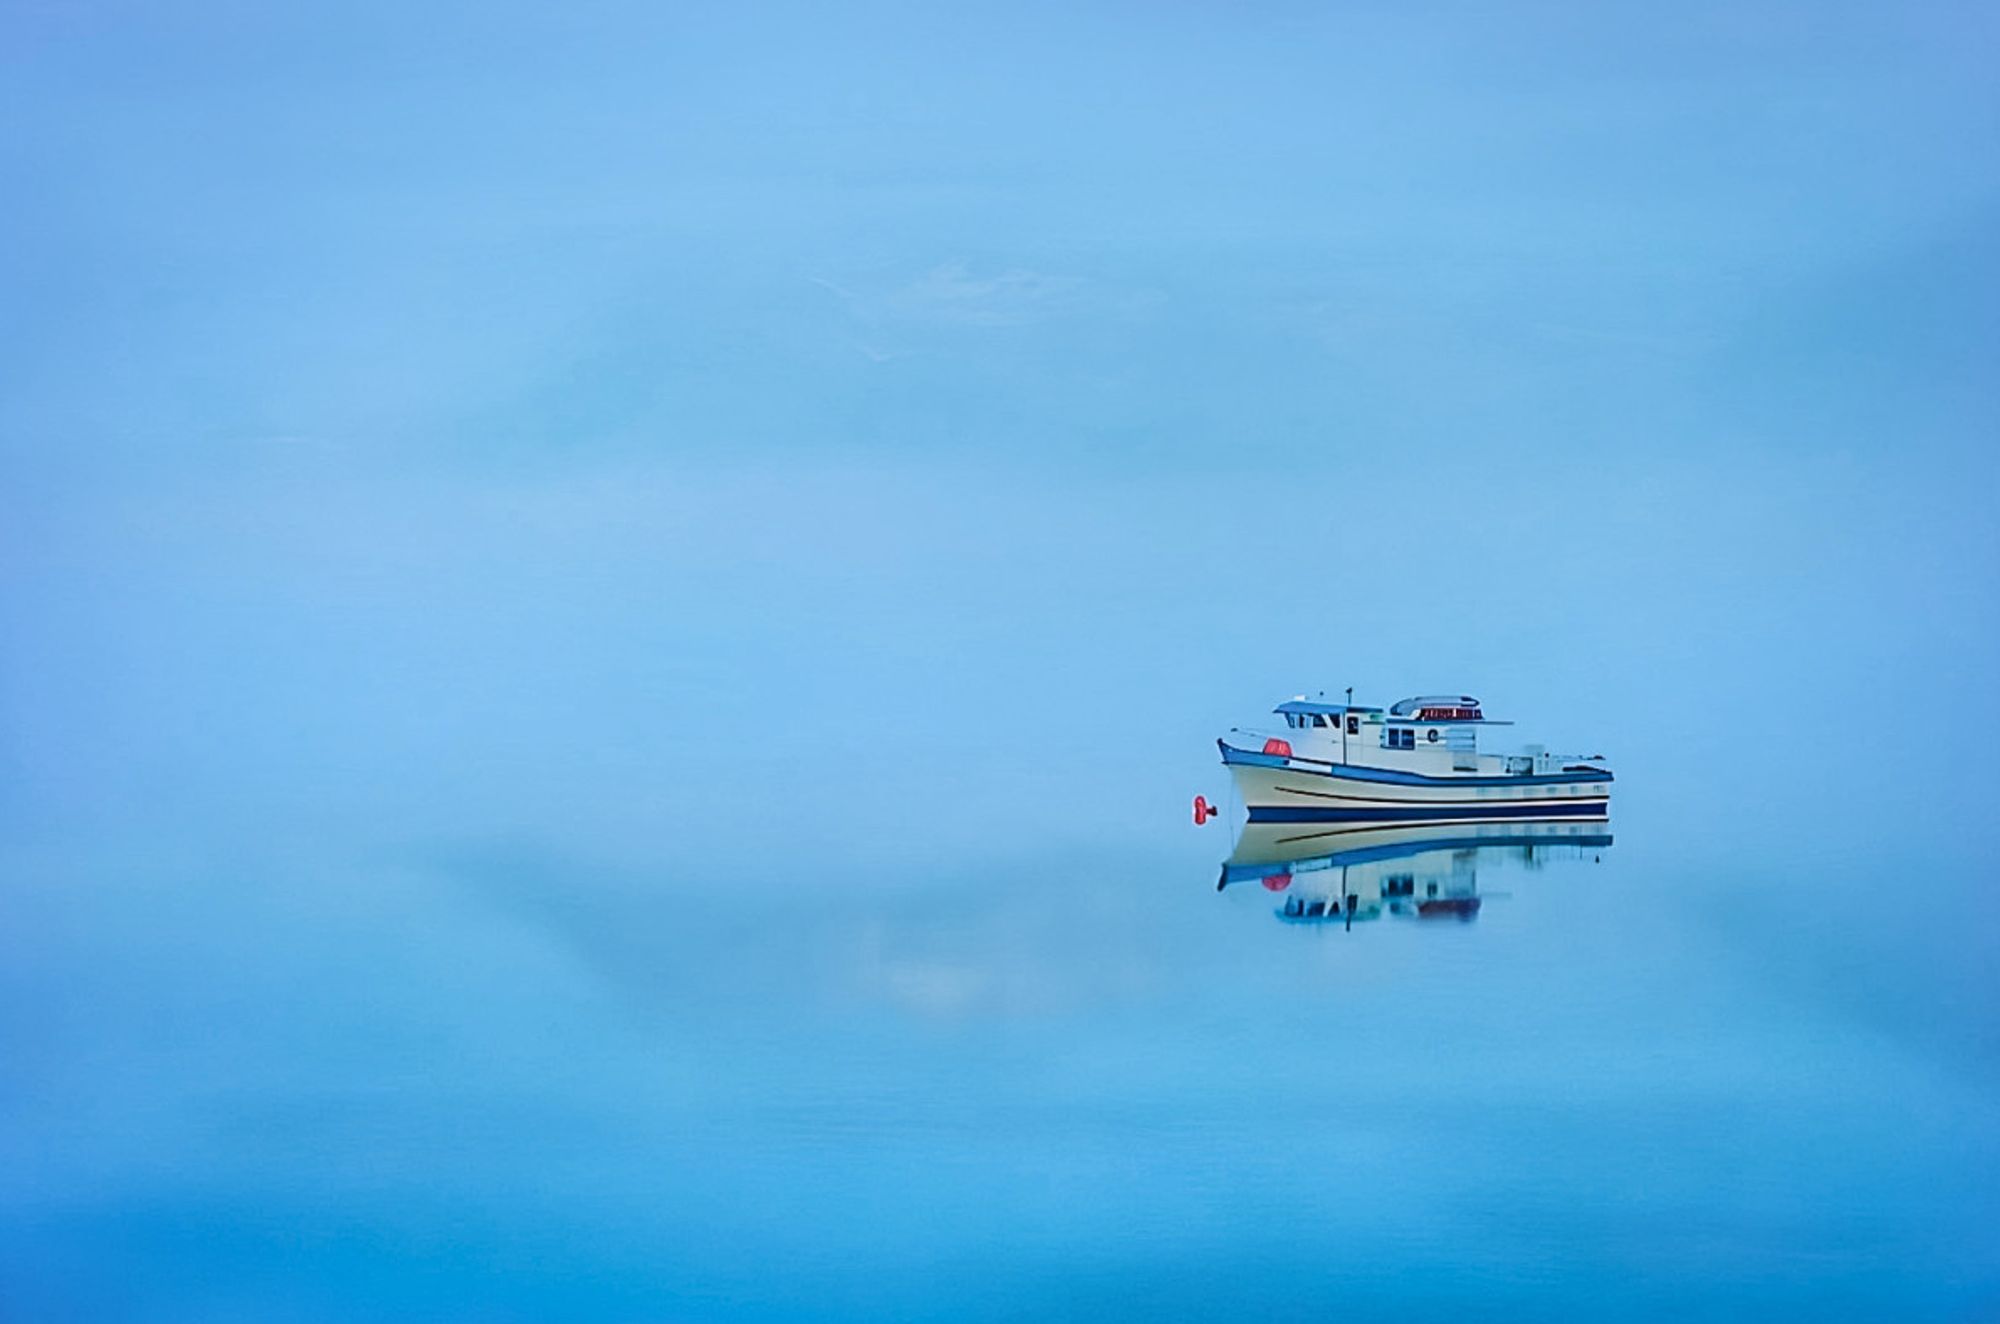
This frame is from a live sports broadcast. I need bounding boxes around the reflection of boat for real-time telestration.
[1216,693,1612,828]
[1220,821,1611,928]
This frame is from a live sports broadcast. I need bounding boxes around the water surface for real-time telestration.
[5,789,1995,1320]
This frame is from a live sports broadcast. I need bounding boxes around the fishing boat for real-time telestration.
[1211,693,1611,831]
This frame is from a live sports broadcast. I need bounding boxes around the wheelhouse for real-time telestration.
[1376,696,1506,769]
[1273,697,1382,736]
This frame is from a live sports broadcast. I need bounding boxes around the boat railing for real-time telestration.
[1504,751,1609,776]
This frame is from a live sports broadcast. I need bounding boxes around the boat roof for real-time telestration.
[1275,694,1511,724]
[1389,695,1481,716]
[1274,699,1384,717]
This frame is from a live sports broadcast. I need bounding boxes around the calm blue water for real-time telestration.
[3,431,1995,1323]
[4,781,1996,1320]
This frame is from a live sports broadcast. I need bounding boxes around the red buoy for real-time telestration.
[1193,795,1215,826]
[1261,872,1293,892]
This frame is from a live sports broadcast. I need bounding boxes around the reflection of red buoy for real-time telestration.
[1193,794,1215,825]
[1261,872,1292,892]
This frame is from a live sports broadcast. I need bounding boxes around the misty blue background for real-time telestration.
[3,3,1997,1319]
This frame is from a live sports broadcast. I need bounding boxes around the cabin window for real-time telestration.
[1311,714,1327,727]
[1386,728,1415,750]
[1347,715,1359,735]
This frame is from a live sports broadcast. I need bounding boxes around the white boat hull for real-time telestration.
[1223,758,1612,830]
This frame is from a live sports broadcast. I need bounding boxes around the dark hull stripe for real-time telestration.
[1268,782,1611,806]
[1267,826,1615,850]
[1246,801,1610,825]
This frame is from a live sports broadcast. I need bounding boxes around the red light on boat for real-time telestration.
[1262,737,1293,757]
[1261,872,1292,892]
[1193,794,1216,825]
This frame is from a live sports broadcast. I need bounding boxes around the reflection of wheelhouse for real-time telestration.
[1220,821,1611,929]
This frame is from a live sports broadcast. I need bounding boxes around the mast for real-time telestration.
[1343,686,1352,764]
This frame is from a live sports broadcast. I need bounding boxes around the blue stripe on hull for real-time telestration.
[1246,800,1609,824]
[1221,747,1292,769]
